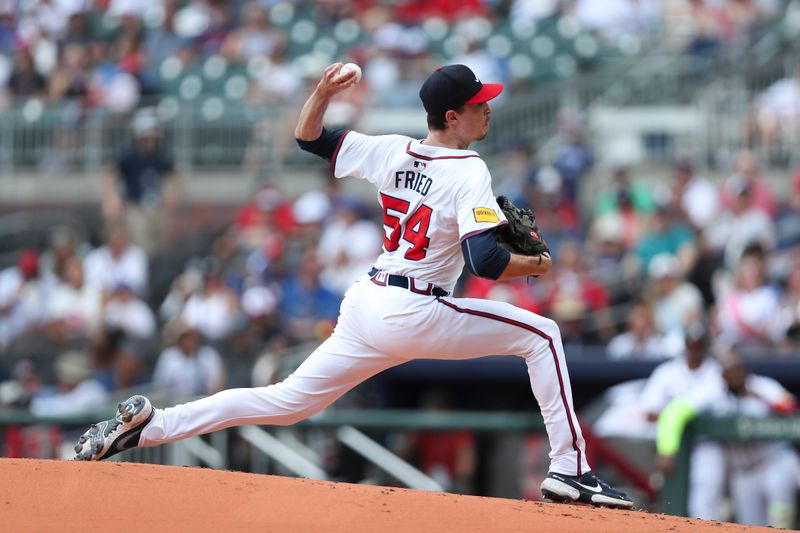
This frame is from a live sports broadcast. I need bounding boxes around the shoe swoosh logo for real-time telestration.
[576,481,603,493]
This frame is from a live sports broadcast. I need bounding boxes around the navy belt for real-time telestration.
[368,268,448,297]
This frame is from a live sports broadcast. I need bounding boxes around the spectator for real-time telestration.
[280,251,342,343]
[776,172,800,252]
[493,141,538,204]
[552,126,594,207]
[101,108,182,257]
[317,197,382,296]
[706,176,775,270]
[222,1,286,64]
[541,240,612,345]
[593,166,653,249]
[524,166,581,252]
[0,250,48,350]
[47,42,91,102]
[3,47,46,101]
[771,258,800,355]
[646,252,704,338]
[181,261,239,341]
[83,222,148,297]
[153,321,225,398]
[46,257,102,342]
[749,66,800,153]
[103,283,157,340]
[716,247,781,351]
[639,322,727,520]
[720,150,777,219]
[29,351,108,418]
[607,303,683,360]
[634,198,696,274]
[671,158,719,231]
[142,0,187,88]
[40,224,83,285]
[89,326,142,392]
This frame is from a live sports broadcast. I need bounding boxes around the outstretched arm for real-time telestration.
[295,63,359,141]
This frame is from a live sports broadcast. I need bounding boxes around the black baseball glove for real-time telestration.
[494,196,550,256]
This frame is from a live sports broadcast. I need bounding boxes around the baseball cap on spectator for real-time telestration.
[293,190,331,224]
[132,108,161,137]
[648,253,682,279]
[18,249,39,278]
[419,64,504,116]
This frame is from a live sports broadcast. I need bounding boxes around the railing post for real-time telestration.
[660,421,694,517]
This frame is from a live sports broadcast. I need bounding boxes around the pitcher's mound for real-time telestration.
[0,459,765,532]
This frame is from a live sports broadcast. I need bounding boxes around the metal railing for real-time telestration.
[661,414,800,518]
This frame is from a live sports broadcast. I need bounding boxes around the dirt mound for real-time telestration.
[0,459,765,532]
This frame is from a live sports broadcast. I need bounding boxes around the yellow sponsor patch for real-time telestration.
[473,207,500,223]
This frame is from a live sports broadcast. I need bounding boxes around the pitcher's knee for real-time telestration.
[535,317,561,339]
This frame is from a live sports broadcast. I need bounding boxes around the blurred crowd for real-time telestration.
[484,123,800,360]
[2,108,799,412]
[0,0,783,113]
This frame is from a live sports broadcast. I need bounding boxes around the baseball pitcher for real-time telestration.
[74,63,633,509]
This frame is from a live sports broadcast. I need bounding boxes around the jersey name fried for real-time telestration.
[394,170,433,196]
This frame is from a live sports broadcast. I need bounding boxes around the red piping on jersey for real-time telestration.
[406,141,482,161]
[330,130,352,177]
[460,221,508,243]
[434,297,584,477]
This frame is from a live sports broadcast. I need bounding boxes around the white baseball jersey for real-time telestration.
[332,132,508,292]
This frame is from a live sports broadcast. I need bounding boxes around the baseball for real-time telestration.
[338,62,362,84]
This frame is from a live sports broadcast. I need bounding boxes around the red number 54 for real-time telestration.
[380,193,432,261]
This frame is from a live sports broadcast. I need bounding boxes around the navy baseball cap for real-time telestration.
[419,64,504,115]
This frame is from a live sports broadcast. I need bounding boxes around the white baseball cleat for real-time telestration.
[73,395,154,461]
[540,471,636,509]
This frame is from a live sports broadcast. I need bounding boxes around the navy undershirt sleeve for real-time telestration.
[296,127,347,161]
[461,229,511,280]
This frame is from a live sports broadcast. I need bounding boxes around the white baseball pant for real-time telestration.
[139,275,590,476]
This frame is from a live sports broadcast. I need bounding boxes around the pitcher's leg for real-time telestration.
[139,335,401,446]
[401,297,589,476]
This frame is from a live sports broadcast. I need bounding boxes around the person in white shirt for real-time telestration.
[180,265,238,341]
[639,323,727,520]
[706,178,775,271]
[47,257,102,339]
[103,283,156,340]
[716,248,780,350]
[607,303,683,360]
[152,321,225,398]
[83,223,148,297]
[30,351,108,418]
[647,252,704,339]
[317,197,383,295]
[0,250,48,350]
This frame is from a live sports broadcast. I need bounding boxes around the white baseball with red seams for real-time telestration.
[338,63,362,83]
[138,131,589,477]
